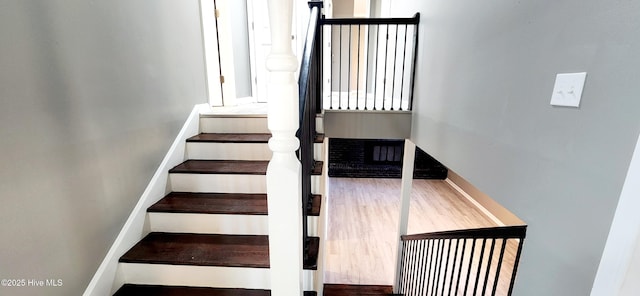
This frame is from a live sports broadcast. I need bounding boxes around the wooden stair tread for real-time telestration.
[323,284,393,296]
[148,192,268,215]
[113,285,270,296]
[148,192,321,216]
[309,194,321,216]
[187,133,271,143]
[114,284,317,296]
[120,233,319,269]
[312,161,324,175]
[169,160,268,175]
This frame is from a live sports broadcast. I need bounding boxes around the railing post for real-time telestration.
[266,0,303,295]
[393,139,416,293]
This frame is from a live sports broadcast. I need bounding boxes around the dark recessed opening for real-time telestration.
[328,138,447,179]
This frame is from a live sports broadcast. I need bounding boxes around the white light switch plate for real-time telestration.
[550,72,587,107]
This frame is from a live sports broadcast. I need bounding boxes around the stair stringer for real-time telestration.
[311,136,329,296]
[83,104,206,296]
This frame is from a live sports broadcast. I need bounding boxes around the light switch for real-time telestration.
[550,72,587,108]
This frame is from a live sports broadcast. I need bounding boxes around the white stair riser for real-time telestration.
[170,174,323,194]
[200,117,269,133]
[170,174,266,193]
[148,213,320,236]
[316,116,323,134]
[148,213,268,235]
[187,142,319,161]
[312,175,322,195]
[307,216,319,237]
[118,264,316,290]
[314,142,323,161]
[186,142,271,160]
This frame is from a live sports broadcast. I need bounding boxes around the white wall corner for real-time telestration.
[83,104,204,296]
[591,133,640,296]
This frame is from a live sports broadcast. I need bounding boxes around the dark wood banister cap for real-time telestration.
[401,225,527,241]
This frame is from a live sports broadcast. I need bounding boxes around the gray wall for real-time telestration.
[391,1,640,295]
[229,0,252,98]
[0,1,206,295]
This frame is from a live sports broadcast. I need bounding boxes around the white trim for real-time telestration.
[83,104,205,296]
[199,0,223,106]
[444,178,506,227]
[216,0,238,105]
[591,133,640,296]
[246,0,259,101]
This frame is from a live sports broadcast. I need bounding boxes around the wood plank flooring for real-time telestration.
[324,178,498,286]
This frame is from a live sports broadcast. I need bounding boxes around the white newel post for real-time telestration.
[265,0,303,295]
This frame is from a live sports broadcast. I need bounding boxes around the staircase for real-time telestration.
[111,113,326,295]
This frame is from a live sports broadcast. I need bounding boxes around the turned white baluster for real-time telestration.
[265,0,303,295]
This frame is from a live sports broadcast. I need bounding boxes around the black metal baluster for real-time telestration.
[410,240,421,296]
[454,239,467,296]
[472,239,488,296]
[390,24,399,110]
[338,24,342,109]
[329,24,333,110]
[356,24,361,110]
[491,239,508,296]
[418,240,430,296]
[482,239,497,295]
[347,25,351,109]
[463,239,477,295]
[404,241,412,295]
[409,241,418,296]
[410,240,420,296]
[448,239,460,296]
[364,24,371,110]
[434,239,445,296]
[399,240,408,293]
[508,239,525,296]
[431,239,441,296]
[382,24,389,110]
[409,15,420,110]
[425,239,436,295]
[440,239,452,296]
[373,24,380,110]
[399,24,408,111]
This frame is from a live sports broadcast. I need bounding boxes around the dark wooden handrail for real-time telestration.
[321,13,420,25]
[298,3,321,129]
[297,1,322,264]
[402,225,527,241]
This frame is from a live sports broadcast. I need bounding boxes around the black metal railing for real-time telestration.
[298,1,322,261]
[321,14,419,111]
[397,226,527,296]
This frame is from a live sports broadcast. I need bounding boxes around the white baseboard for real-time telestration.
[444,178,505,227]
[83,104,206,296]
